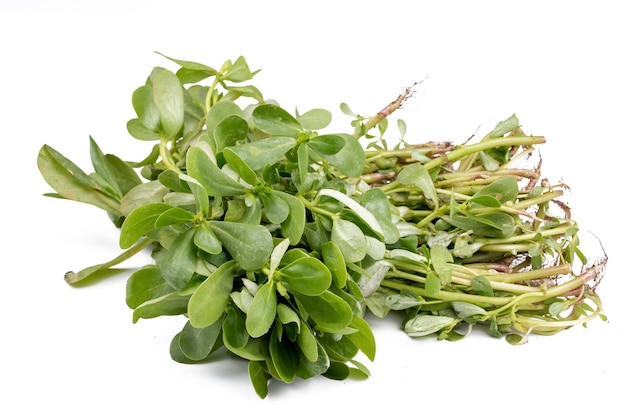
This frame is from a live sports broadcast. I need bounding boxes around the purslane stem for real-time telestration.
[354,84,416,140]
[64,238,153,285]
[424,136,546,171]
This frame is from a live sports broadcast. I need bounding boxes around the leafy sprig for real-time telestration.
[37,53,607,398]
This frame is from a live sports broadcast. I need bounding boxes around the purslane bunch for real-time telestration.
[37,54,607,398]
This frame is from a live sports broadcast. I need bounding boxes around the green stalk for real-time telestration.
[64,238,153,285]
[476,223,574,249]
[424,136,546,171]
[381,278,513,306]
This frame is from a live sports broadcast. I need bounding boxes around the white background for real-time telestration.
[2,1,624,416]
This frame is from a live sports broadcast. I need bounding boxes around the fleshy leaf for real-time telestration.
[186,146,250,197]
[321,134,365,177]
[208,221,273,271]
[252,104,302,137]
[152,68,184,140]
[331,218,368,263]
[297,108,332,130]
[404,314,457,337]
[279,257,332,296]
[308,134,345,155]
[226,136,295,171]
[397,162,438,206]
[158,228,198,289]
[188,260,238,328]
[125,265,175,309]
[178,319,223,361]
[119,203,171,249]
[246,281,277,338]
[295,291,353,333]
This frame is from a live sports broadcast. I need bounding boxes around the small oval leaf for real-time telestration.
[279,257,332,296]
[188,260,238,328]
[246,281,277,338]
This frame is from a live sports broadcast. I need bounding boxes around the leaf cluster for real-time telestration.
[37,53,607,398]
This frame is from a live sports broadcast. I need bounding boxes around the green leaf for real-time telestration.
[158,228,198,289]
[248,361,270,399]
[490,114,519,138]
[252,104,302,137]
[246,281,277,338]
[131,84,160,132]
[269,326,298,383]
[297,323,319,363]
[398,119,408,139]
[425,271,441,295]
[188,260,238,328]
[297,143,308,186]
[260,192,290,225]
[226,137,296,171]
[319,333,359,361]
[319,241,347,288]
[361,187,400,244]
[126,118,161,141]
[297,108,332,130]
[37,145,119,213]
[126,265,175,309]
[153,68,184,139]
[119,203,171,249]
[385,293,422,310]
[269,238,291,280]
[472,176,519,204]
[452,301,487,321]
[154,206,195,228]
[186,146,250,197]
[132,292,190,323]
[345,315,376,361]
[479,150,500,171]
[331,218,368,263]
[321,134,365,177]
[279,257,332,296]
[213,115,249,152]
[277,303,301,329]
[467,195,501,208]
[119,180,168,216]
[340,102,356,117]
[318,188,384,240]
[223,147,258,186]
[89,137,122,197]
[206,100,244,134]
[471,276,494,297]
[179,173,209,215]
[193,222,222,254]
[209,221,273,271]
[489,317,503,338]
[388,248,427,265]
[397,162,439,206]
[404,314,457,337]
[445,212,516,238]
[223,85,264,102]
[222,305,249,349]
[274,191,306,245]
[323,362,351,381]
[179,319,223,361]
[430,245,453,286]
[104,154,142,195]
[295,291,353,333]
[308,134,345,155]
[223,56,259,83]
[155,52,218,76]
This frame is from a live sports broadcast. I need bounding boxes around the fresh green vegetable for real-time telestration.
[37,53,607,398]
